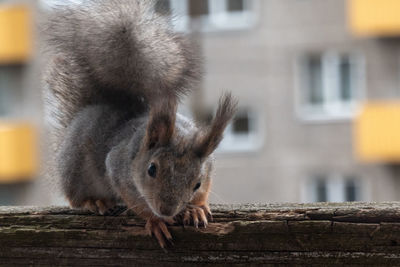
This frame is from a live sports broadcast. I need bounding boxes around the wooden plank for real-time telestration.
[1,203,400,265]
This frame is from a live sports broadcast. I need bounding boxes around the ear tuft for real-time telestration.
[194,93,238,158]
[144,98,177,149]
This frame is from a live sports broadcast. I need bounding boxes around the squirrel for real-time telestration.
[41,0,237,248]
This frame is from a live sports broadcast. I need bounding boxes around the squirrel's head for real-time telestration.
[133,94,237,219]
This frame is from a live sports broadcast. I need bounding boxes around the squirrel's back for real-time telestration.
[42,0,201,146]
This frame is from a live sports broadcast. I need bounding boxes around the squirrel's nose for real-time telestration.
[159,205,174,217]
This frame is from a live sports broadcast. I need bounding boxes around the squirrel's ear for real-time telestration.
[144,98,177,149]
[194,93,237,158]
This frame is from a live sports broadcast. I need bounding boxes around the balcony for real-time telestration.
[0,4,32,64]
[0,122,37,182]
[355,101,400,163]
[348,0,400,37]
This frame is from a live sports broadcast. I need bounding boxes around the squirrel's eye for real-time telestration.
[147,163,157,178]
[193,182,201,191]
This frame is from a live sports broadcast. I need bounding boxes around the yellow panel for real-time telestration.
[355,102,400,162]
[0,5,32,64]
[349,0,400,36]
[0,122,37,182]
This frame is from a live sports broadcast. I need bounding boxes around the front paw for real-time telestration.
[81,199,117,215]
[145,217,173,249]
[176,204,212,228]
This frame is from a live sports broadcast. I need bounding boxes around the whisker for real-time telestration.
[209,189,227,204]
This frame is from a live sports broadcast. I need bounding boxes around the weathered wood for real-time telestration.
[1,202,400,266]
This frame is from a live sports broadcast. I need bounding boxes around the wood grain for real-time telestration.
[1,202,400,266]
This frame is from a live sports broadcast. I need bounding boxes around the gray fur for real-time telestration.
[57,93,235,217]
[59,104,206,216]
[57,105,128,206]
[43,0,235,218]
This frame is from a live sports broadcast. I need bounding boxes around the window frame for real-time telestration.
[294,51,366,122]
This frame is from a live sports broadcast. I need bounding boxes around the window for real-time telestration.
[339,56,352,101]
[188,0,209,17]
[344,178,358,202]
[155,0,172,15]
[306,56,323,106]
[315,177,327,202]
[232,112,250,134]
[302,175,362,203]
[228,0,245,12]
[296,52,364,121]
[0,65,25,117]
[159,0,258,32]
[217,108,262,152]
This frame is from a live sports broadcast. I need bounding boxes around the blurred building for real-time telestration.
[0,2,40,205]
[164,0,400,203]
[3,0,400,205]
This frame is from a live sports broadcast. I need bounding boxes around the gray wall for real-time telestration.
[194,0,400,203]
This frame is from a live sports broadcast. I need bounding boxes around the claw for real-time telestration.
[183,209,191,225]
[159,221,172,240]
[204,205,213,222]
[192,211,199,228]
[145,217,173,250]
[197,208,208,228]
[176,204,212,228]
[154,227,166,248]
[209,212,214,222]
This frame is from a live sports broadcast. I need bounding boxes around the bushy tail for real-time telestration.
[41,0,200,147]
